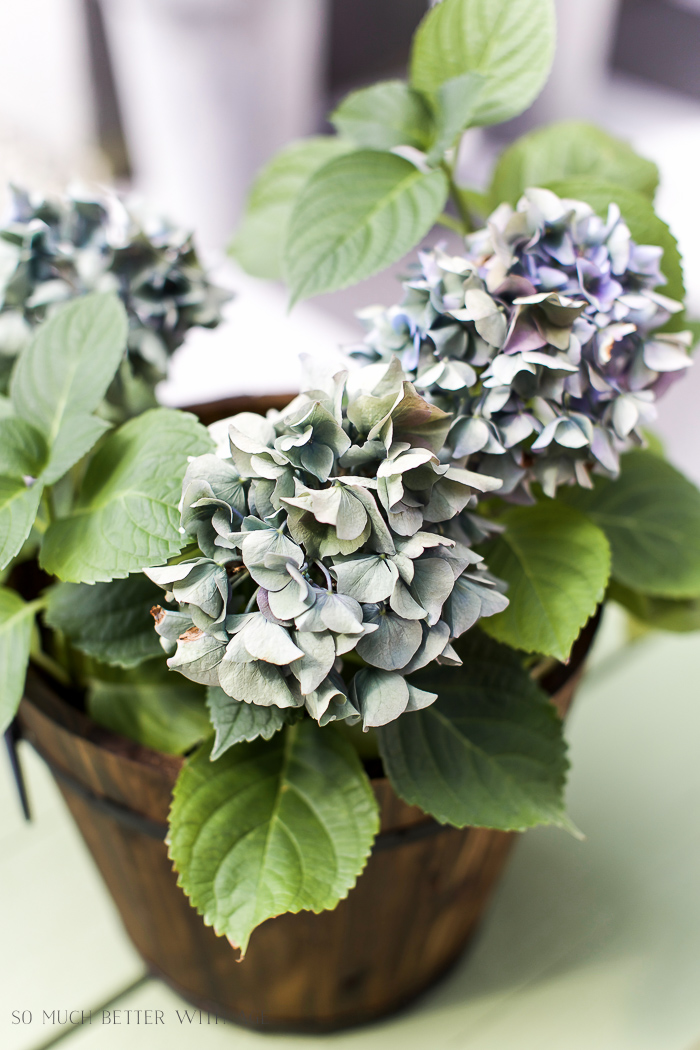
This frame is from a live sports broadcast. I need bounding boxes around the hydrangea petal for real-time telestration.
[351,668,410,729]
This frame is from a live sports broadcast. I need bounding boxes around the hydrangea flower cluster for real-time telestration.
[146,362,508,730]
[354,188,692,497]
[0,185,229,398]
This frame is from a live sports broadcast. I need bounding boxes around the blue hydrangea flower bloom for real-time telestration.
[354,188,692,498]
[0,186,230,411]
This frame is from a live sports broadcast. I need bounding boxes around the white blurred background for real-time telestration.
[0,0,698,479]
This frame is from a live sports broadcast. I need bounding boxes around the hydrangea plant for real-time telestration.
[0,186,229,416]
[145,364,507,734]
[4,0,700,961]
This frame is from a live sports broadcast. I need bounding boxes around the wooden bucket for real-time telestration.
[15,619,593,1033]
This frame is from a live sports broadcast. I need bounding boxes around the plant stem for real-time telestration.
[437,212,468,235]
[315,559,333,590]
[441,160,473,234]
[30,646,72,687]
[41,490,53,525]
[32,490,52,535]
[229,567,250,594]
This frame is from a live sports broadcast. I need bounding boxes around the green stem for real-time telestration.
[41,490,53,526]
[229,568,251,594]
[441,160,473,234]
[30,646,72,687]
[32,490,53,536]
[26,595,48,616]
[437,212,468,235]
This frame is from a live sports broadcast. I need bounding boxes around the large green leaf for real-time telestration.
[10,293,128,483]
[0,417,47,569]
[283,150,448,302]
[490,122,659,209]
[87,661,210,755]
[168,721,380,955]
[330,80,434,151]
[45,574,164,667]
[43,416,113,488]
[545,178,685,304]
[207,685,290,759]
[481,501,610,660]
[40,409,213,583]
[378,632,571,831]
[427,72,486,162]
[410,0,556,127]
[229,136,353,280]
[608,580,700,634]
[561,450,700,599]
[0,478,43,570]
[0,588,37,734]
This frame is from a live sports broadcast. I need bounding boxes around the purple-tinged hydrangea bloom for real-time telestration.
[354,188,693,498]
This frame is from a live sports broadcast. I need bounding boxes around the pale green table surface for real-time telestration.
[3,609,700,1050]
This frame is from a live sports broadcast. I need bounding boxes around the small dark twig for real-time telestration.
[4,720,32,822]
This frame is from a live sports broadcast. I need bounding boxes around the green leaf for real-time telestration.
[168,721,380,955]
[490,122,659,210]
[608,579,700,634]
[0,478,43,570]
[229,136,353,280]
[0,587,36,734]
[330,80,434,151]
[40,408,214,584]
[43,416,112,487]
[545,178,685,304]
[283,150,448,302]
[45,574,164,667]
[0,417,47,569]
[0,417,47,485]
[427,72,487,162]
[683,318,700,350]
[410,0,556,127]
[561,450,700,599]
[10,293,128,483]
[87,662,210,755]
[480,501,611,660]
[207,685,289,758]
[378,632,571,831]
